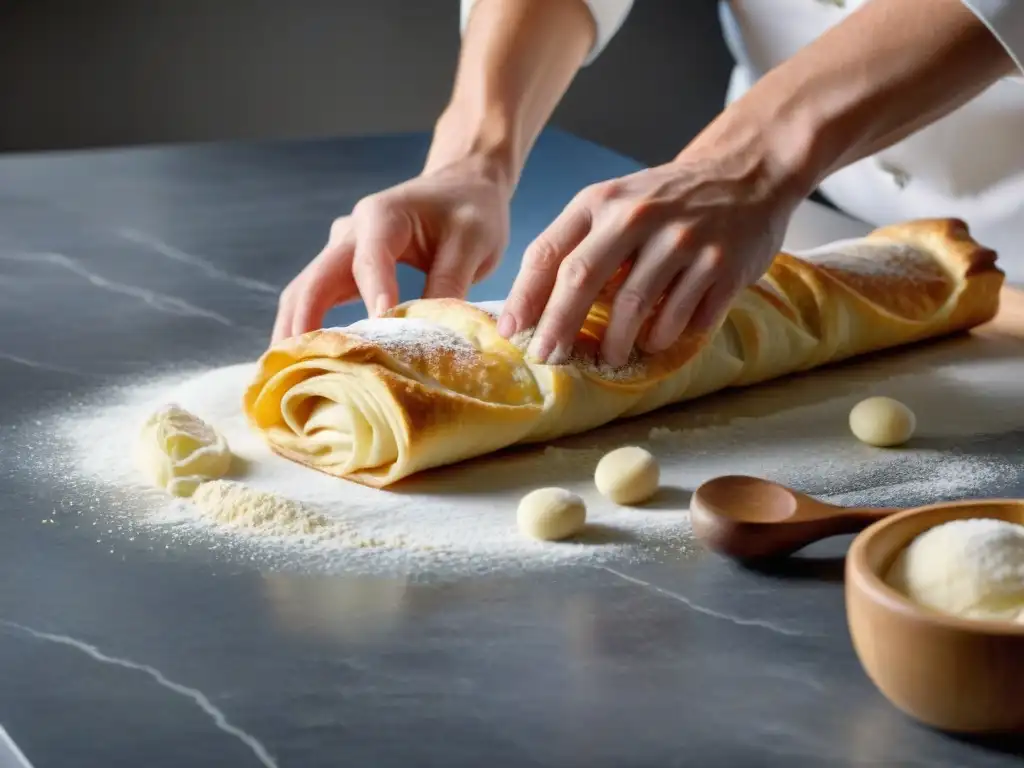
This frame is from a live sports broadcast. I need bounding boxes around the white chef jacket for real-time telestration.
[460,0,1024,281]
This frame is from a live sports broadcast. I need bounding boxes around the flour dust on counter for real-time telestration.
[32,328,1024,577]
[36,362,695,577]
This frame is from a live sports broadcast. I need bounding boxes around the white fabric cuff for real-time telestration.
[460,0,634,66]
[962,0,1024,77]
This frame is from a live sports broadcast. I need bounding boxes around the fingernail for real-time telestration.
[527,335,553,364]
[373,295,390,318]
[497,313,516,338]
[546,341,570,365]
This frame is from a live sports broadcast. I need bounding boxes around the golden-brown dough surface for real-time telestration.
[244,219,1003,487]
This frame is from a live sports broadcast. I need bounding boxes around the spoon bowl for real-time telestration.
[690,475,891,560]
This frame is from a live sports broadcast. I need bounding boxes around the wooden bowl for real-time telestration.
[845,500,1024,733]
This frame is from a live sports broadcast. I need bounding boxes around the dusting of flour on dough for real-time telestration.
[343,316,479,369]
[798,240,943,281]
[509,325,647,382]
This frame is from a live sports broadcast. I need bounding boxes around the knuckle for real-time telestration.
[350,247,373,277]
[701,245,728,273]
[664,224,695,253]
[614,286,650,318]
[451,204,485,230]
[352,193,388,221]
[328,216,350,240]
[524,237,563,273]
[619,198,660,229]
[578,181,617,207]
[558,255,596,292]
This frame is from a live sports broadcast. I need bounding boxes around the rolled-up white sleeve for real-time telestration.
[962,0,1024,75]
[460,0,634,65]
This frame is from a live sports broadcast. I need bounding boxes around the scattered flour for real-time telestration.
[27,326,1024,578]
[35,362,694,576]
[189,480,338,538]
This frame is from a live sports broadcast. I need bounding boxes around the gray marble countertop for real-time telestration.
[1,130,1022,767]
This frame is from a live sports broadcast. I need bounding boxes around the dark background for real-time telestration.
[0,0,732,166]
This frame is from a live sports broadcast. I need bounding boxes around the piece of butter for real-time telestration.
[137,404,232,497]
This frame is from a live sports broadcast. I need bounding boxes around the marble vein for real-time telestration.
[0,351,102,378]
[599,567,806,637]
[0,726,34,768]
[0,621,278,768]
[0,252,236,327]
[118,229,280,297]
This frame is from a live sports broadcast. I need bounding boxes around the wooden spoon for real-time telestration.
[690,475,893,560]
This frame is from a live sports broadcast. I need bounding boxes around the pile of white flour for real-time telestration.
[28,330,1024,577]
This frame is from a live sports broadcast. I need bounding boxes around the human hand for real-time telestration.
[497,137,807,368]
[273,157,512,342]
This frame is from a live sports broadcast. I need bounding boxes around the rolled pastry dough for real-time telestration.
[244,219,1003,487]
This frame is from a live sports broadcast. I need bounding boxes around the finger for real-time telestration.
[417,210,493,301]
[289,241,358,339]
[498,204,591,339]
[272,220,357,343]
[472,250,501,284]
[689,277,738,333]
[644,246,722,353]
[351,199,411,317]
[422,224,491,301]
[600,224,695,367]
[272,291,294,343]
[528,220,641,364]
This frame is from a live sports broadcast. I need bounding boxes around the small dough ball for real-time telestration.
[517,487,586,541]
[849,396,916,447]
[595,446,660,505]
[138,404,232,497]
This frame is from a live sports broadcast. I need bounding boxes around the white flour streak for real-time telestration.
[0,621,278,768]
[0,252,237,327]
[118,229,280,297]
[0,726,34,768]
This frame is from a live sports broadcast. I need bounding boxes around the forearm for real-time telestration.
[424,0,596,188]
[690,0,1017,200]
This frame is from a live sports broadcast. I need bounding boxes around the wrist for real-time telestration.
[423,101,523,195]
[732,66,856,199]
[681,91,823,209]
